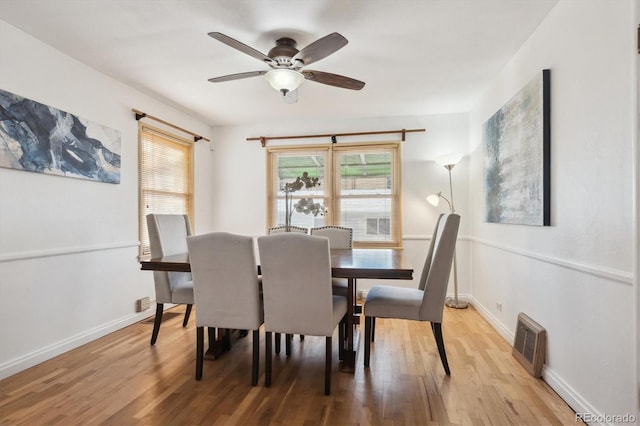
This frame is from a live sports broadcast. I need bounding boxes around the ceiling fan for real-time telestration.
[207,32,365,102]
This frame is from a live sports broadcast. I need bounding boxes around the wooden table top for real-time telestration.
[141,248,413,280]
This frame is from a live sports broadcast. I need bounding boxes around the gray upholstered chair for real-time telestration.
[309,226,352,249]
[258,233,348,395]
[268,225,308,234]
[187,232,263,385]
[310,226,353,297]
[146,214,194,345]
[310,226,353,346]
[268,224,310,343]
[363,213,460,375]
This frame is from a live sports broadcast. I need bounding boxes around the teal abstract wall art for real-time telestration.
[483,69,550,226]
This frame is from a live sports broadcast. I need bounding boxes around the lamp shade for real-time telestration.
[435,153,463,167]
[426,193,441,207]
[265,69,305,93]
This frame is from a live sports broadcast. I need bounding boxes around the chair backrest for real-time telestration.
[187,232,262,330]
[146,214,192,303]
[417,213,460,322]
[268,225,308,234]
[258,233,335,336]
[310,226,352,249]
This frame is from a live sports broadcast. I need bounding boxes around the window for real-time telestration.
[138,123,194,255]
[267,142,401,247]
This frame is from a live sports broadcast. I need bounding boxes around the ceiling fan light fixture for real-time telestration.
[265,69,304,94]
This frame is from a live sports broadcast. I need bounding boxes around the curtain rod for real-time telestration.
[247,128,425,147]
[132,109,210,143]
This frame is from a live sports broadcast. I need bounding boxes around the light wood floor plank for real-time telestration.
[0,305,578,425]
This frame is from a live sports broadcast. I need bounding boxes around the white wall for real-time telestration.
[0,21,212,378]
[468,0,638,421]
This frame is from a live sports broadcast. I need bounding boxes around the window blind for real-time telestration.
[138,124,193,255]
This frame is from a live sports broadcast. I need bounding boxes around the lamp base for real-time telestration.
[445,297,469,309]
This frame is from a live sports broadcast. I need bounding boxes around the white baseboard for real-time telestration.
[543,366,606,425]
[469,296,514,342]
[0,310,153,380]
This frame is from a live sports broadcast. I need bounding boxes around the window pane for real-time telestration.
[341,197,394,242]
[336,149,396,244]
[270,150,328,228]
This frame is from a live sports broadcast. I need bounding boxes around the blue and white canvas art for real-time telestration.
[483,69,550,226]
[0,89,121,183]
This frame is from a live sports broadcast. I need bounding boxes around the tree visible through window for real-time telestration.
[138,124,193,255]
[266,143,401,248]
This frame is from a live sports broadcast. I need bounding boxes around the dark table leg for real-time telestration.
[341,277,356,373]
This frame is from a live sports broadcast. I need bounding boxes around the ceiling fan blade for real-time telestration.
[208,70,267,83]
[302,70,365,90]
[282,89,298,104]
[208,32,275,65]
[292,33,348,66]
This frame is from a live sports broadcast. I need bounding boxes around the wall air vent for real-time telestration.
[512,313,546,378]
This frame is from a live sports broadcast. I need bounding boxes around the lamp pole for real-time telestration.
[443,163,467,309]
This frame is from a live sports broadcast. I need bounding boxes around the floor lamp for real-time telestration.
[427,153,468,309]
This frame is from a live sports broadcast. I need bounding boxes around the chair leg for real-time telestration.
[432,322,451,375]
[265,332,272,388]
[150,303,163,345]
[207,327,216,357]
[183,304,192,327]
[252,330,259,386]
[285,334,292,356]
[325,336,332,395]
[275,333,281,355]
[371,317,376,342]
[224,328,232,351]
[300,335,305,340]
[196,326,204,380]
[364,316,372,368]
[338,317,345,361]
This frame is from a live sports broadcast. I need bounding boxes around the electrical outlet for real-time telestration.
[496,302,503,312]
[136,297,150,312]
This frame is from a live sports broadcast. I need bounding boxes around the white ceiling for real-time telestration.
[0,0,558,127]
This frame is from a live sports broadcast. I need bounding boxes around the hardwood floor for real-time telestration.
[0,305,577,425]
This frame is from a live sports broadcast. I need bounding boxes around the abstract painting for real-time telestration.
[483,69,550,226]
[0,89,121,183]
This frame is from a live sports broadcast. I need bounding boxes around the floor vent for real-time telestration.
[512,313,546,378]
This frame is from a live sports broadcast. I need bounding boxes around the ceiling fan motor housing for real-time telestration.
[268,38,300,67]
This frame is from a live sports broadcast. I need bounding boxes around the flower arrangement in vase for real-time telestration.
[283,171,326,231]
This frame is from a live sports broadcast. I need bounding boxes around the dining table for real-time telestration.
[140,248,414,373]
